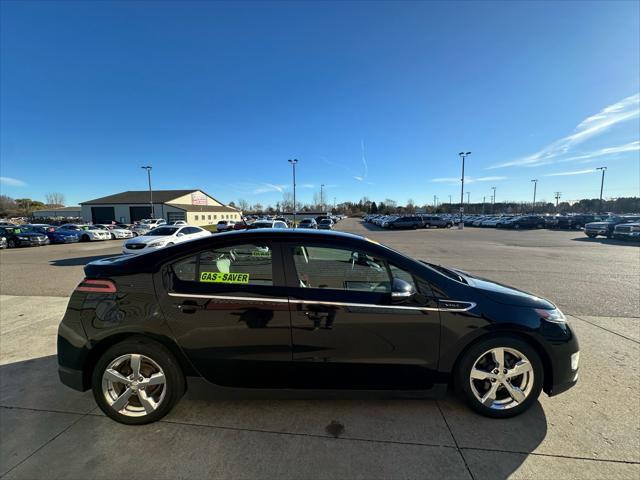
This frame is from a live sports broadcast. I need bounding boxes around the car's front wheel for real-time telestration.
[455,336,543,418]
[92,338,185,425]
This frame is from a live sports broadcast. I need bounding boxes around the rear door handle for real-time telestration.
[176,301,203,314]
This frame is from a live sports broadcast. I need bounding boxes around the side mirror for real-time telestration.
[176,232,185,237]
[391,278,416,302]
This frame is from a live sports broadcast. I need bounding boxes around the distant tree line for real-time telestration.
[0,192,66,218]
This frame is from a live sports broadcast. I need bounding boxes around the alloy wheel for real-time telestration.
[101,353,167,417]
[469,347,534,410]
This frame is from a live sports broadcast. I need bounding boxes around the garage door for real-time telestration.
[91,207,115,224]
[167,212,186,223]
[130,206,152,222]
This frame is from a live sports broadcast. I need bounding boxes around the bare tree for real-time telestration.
[45,192,65,207]
[281,191,293,212]
[237,199,250,212]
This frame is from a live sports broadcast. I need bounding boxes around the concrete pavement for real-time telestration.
[1,219,639,479]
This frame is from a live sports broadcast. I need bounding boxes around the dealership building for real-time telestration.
[80,189,241,226]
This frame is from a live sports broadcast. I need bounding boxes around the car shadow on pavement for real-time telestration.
[49,254,121,267]
[1,356,547,480]
[571,237,639,246]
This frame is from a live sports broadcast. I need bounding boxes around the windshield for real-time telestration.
[147,227,178,236]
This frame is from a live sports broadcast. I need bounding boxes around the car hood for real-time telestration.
[127,234,173,243]
[585,222,610,228]
[450,267,555,309]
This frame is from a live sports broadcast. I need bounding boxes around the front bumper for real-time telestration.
[544,325,580,397]
[613,232,640,240]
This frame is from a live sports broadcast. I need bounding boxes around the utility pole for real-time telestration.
[288,159,298,226]
[531,179,538,214]
[482,196,486,214]
[141,166,153,218]
[596,167,607,213]
[491,186,496,214]
[433,195,437,211]
[466,191,470,206]
[554,192,562,210]
[458,152,471,229]
[320,184,325,212]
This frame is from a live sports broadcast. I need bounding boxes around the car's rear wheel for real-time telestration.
[586,233,597,238]
[92,338,185,425]
[8,239,16,248]
[455,336,543,418]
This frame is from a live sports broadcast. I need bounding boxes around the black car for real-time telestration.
[546,214,604,230]
[386,216,423,229]
[58,229,579,425]
[419,215,452,228]
[0,226,50,248]
[500,216,546,230]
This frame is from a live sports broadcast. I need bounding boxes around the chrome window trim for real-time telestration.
[168,293,476,312]
[168,293,289,304]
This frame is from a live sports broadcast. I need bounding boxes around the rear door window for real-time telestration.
[172,243,273,286]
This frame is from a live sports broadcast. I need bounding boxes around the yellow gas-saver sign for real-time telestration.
[199,272,250,284]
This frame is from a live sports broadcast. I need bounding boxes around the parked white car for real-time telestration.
[59,224,111,242]
[95,224,135,240]
[216,220,236,232]
[132,219,166,236]
[122,225,211,254]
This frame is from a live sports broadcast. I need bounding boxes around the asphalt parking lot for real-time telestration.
[0,218,638,479]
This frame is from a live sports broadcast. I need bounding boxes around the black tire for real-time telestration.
[110,233,116,240]
[455,335,544,419]
[586,233,597,238]
[81,234,90,242]
[514,224,520,229]
[91,338,185,425]
[8,239,16,248]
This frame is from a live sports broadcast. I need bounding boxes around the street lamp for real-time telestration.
[491,186,496,214]
[531,179,538,214]
[466,191,471,205]
[288,159,298,226]
[458,152,471,229]
[141,166,153,218]
[596,167,607,213]
[320,184,325,212]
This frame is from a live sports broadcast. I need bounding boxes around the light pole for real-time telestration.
[554,192,562,210]
[466,191,471,206]
[288,159,298,226]
[458,152,471,228]
[491,186,496,214]
[531,179,538,214]
[320,184,325,212]
[482,196,486,214]
[141,166,153,218]
[448,194,452,213]
[596,167,607,213]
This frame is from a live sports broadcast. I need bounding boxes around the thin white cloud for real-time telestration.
[544,169,596,177]
[432,176,507,185]
[228,182,287,195]
[490,93,640,169]
[299,183,315,189]
[253,183,285,194]
[0,176,26,187]
[359,139,368,180]
[561,140,640,163]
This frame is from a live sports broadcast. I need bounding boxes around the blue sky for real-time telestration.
[1,0,638,207]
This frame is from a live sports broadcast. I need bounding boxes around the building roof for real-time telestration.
[168,204,238,213]
[81,190,199,205]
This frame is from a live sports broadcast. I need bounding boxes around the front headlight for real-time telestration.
[535,307,566,323]
[148,241,166,248]
[17,236,28,240]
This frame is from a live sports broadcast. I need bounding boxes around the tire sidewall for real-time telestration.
[455,336,544,419]
[91,338,185,425]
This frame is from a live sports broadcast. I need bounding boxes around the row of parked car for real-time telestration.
[216,215,345,232]
[362,213,640,240]
[364,214,453,229]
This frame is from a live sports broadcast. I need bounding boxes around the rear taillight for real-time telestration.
[75,279,117,293]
